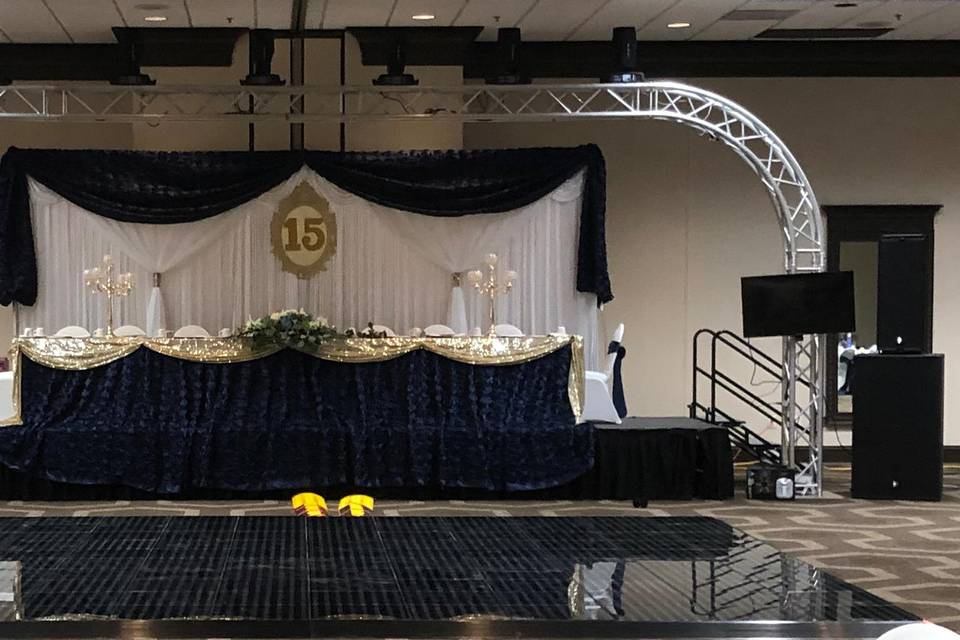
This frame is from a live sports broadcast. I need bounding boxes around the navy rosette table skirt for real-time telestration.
[0,346,592,494]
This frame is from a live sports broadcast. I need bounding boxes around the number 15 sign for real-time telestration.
[271,182,338,279]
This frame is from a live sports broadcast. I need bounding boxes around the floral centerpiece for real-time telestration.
[238,309,336,349]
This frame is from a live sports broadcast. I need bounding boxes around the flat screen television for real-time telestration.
[741,272,856,338]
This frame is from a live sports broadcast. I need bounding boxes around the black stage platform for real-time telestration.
[0,516,916,639]
[0,417,734,502]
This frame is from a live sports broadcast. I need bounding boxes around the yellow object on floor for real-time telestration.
[291,493,327,517]
[338,495,374,516]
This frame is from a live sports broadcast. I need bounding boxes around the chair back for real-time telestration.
[494,323,524,337]
[424,324,455,337]
[372,324,397,337]
[605,323,625,378]
[114,325,146,337]
[54,325,91,338]
[173,325,211,338]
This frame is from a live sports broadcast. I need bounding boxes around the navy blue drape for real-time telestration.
[0,346,593,494]
[0,145,610,307]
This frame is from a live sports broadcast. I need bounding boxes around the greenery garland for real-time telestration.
[238,310,387,349]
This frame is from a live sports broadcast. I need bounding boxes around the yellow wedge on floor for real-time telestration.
[291,493,327,517]
[338,495,374,516]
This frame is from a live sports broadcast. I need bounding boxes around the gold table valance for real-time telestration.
[3,335,584,426]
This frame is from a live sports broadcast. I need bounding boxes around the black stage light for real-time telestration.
[485,28,530,85]
[603,26,644,83]
[373,43,418,86]
[111,41,156,86]
[241,29,284,86]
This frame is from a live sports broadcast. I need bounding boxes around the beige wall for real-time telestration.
[466,77,960,445]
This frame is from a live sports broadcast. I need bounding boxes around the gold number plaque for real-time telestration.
[271,182,337,278]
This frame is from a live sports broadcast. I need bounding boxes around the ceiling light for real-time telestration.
[144,15,167,22]
[411,14,435,21]
[834,2,858,7]
[667,22,690,29]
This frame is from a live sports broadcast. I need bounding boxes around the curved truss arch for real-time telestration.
[0,80,827,494]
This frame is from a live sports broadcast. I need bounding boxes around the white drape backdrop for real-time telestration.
[22,168,600,366]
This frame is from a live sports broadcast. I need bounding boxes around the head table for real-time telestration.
[0,335,590,494]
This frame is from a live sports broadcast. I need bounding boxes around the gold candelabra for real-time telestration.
[83,254,133,336]
[466,253,517,336]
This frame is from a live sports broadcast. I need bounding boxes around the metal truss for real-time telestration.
[0,80,826,493]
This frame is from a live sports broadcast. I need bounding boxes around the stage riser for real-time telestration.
[0,427,734,502]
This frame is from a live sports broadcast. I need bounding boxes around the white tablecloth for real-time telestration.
[0,372,12,421]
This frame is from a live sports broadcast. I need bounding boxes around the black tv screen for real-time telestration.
[741,272,856,338]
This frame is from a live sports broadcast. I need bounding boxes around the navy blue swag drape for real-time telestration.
[0,145,611,307]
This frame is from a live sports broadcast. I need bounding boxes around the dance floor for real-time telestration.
[0,515,916,639]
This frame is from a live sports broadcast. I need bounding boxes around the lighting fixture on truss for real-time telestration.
[485,28,530,85]
[241,30,284,86]
[372,43,418,86]
[603,27,644,83]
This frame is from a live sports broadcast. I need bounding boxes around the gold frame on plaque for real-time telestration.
[270,182,337,278]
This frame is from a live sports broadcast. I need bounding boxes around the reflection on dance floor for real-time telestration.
[0,516,914,624]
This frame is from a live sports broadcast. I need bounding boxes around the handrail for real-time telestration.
[691,328,814,465]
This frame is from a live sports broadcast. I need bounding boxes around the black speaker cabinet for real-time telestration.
[877,234,928,353]
[852,353,943,501]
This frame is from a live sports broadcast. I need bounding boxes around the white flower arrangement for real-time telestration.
[239,309,335,349]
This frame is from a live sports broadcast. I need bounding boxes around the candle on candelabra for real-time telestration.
[83,255,134,337]
[467,253,517,336]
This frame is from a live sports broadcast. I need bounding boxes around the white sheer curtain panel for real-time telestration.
[22,168,600,366]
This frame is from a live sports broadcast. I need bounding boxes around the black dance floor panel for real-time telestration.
[0,516,916,637]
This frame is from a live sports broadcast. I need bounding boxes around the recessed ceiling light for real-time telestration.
[411,14,435,21]
[144,15,167,22]
[667,22,691,29]
[834,2,858,7]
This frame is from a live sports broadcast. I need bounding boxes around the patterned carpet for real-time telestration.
[0,464,957,629]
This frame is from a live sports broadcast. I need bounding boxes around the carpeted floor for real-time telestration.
[0,464,957,629]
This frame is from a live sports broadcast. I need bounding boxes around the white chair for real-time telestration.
[582,323,625,424]
[173,325,211,338]
[0,371,13,421]
[54,325,90,338]
[372,324,396,337]
[114,325,146,337]
[424,324,455,337]
[494,323,524,337]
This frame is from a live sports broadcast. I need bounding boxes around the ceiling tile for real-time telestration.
[0,0,72,42]
[775,0,884,29]
[115,0,191,28]
[46,0,122,42]
[637,0,749,41]
[388,0,467,27]
[863,1,959,38]
[322,0,394,29]
[517,0,609,41]
[454,0,537,40]
[255,0,293,29]
[739,0,813,9]
[187,0,256,28]
[571,0,678,40]
[692,18,776,40]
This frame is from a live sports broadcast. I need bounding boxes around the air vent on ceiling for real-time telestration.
[721,9,799,21]
[755,27,893,39]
